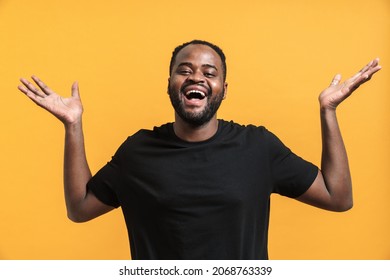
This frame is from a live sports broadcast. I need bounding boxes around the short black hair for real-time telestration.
[169,40,227,81]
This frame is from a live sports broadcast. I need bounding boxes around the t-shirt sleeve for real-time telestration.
[87,144,126,208]
[266,129,319,198]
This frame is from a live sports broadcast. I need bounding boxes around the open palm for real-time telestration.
[319,58,381,111]
[18,76,83,125]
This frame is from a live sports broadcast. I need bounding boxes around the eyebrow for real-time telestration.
[177,62,218,71]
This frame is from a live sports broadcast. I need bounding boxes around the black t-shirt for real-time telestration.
[87,120,318,259]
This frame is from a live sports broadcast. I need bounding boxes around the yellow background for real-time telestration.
[0,0,389,259]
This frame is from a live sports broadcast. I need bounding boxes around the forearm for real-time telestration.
[320,108,353,210]
[63,120,92,219]
[298,59,380,211]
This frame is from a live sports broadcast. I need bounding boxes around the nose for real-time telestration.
[188,70,205,83]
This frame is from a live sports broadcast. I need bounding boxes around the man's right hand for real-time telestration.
[18,76,83,126]
[18,76,114,222]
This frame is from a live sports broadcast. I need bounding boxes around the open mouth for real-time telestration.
[184,89,207,100]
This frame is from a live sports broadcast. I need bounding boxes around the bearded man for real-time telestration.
[18,40,381,259]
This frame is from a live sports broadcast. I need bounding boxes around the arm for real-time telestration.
[18,76,114,222]
[297,58,382,211]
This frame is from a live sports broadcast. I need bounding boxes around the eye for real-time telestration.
[176,68,192,75]
[204,72,216,78]
[180,70,191,75]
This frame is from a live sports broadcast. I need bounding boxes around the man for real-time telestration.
[18,40,381,259]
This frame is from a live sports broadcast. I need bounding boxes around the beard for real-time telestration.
[168,85,225,127]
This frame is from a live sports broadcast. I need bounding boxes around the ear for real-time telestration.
[223,82,228,99]
[167,77,171,94]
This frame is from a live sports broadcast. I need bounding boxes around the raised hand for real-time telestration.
[18,76,83,126]
[18,76,113,221]
[298,58,382,212]
[319,58,382,111]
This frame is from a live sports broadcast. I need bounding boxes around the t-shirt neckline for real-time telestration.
[168,119,224,145]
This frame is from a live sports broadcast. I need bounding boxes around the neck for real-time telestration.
[173,115,219,142]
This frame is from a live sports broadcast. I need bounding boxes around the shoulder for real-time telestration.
[113,123,173,154]
[218,120,288,152]
[124,123,173,142]
[218,119,274,139]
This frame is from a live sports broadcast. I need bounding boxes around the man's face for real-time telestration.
[168,44,227,126]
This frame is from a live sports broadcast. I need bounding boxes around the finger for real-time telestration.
[31,75,55,95]
[330,74,341,86]
[17,84,45,106]
[366,59,382,76]
[71,81,80,98]
[344,60,378,88]
[343,64,381,94]
[368,57,380,69]
[350,60,381,85]
[350,62,372,81]
[19,78,46,98]
[351,58,380,81]
[360,65,382,83]
[17,85,30,96]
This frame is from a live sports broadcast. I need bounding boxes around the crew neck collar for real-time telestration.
[168,120,224,145]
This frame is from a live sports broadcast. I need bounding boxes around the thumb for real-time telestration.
[71,81,80,98]
[329,74,342,87]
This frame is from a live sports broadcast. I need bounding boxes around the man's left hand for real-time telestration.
[319,58,382,111]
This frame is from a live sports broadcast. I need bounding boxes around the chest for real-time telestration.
[119,142,272,214]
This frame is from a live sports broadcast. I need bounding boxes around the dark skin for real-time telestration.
[168,44,228,142]
[18,44,381,222]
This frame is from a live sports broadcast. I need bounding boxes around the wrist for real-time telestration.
[320,105,337,115]
[64,118,83,132]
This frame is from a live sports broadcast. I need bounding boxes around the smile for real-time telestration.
[185,89,206,100]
